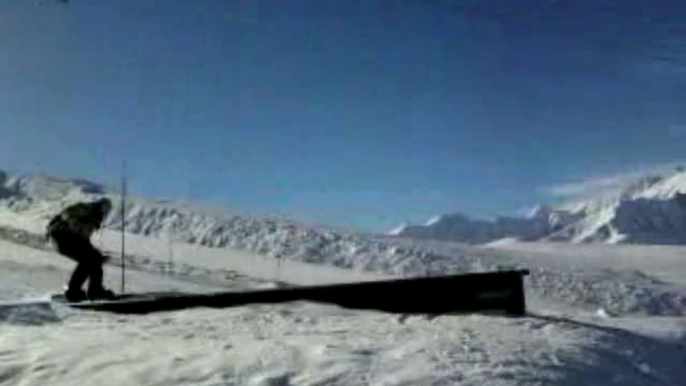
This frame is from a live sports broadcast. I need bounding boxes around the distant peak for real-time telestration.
[619,174,664,198]
[527,205,552,219]
[388,223,409,236]
[425,215,444,226]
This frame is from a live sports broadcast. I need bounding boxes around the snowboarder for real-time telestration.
[46,198,115,301]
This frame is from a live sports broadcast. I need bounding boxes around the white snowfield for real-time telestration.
[2,235,686,386]
[392,170,686,245]
[0,171,685,385]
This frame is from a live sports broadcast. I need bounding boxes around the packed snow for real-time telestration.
[0,170,685,385]
[2,230,686,385]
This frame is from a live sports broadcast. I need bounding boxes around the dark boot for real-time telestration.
[64,287,87,302]
[87,263,116,300]
[87,287,116,300]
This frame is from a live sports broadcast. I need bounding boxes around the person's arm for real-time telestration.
[96,203,112,229]
[45,204,76,239]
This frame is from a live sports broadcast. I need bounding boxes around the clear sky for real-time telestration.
[0,0,684,231]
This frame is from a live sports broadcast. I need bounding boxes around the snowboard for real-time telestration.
[1,292,182,319]
[50,291,182,306]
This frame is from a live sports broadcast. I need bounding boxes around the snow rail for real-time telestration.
[67,269,530,316]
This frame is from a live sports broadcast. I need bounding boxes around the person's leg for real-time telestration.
[87,259,104,293]
[49,231,89,301]
[68,262,90,292]
[82,242,114,299]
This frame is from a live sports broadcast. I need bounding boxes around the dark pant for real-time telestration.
[49,231,107,292]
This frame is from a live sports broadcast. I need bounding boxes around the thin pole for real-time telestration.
[276,256,282,282]
[120,161,127,294]
[167,234,173,276]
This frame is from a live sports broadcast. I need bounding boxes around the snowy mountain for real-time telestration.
[392,170,686,245]
[389,206,580,244]
[0,170,444,277]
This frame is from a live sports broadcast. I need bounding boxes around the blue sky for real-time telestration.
[0,0,684,231]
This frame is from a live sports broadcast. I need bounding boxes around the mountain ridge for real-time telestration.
[393,170,686,245]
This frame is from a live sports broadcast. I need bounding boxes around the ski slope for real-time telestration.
[0,215,685,385]
[478,240,686,287]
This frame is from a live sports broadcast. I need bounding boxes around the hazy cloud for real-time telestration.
[668,124,686,138]
[640,56,686,76]
[542,162,685,199]
[546,174,641,198]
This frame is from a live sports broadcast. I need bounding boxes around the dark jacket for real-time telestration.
[47,199,112,239]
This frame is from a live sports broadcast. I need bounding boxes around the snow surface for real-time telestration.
[392,169,686,245]
[2,229,686,385]
[0,170,685,384]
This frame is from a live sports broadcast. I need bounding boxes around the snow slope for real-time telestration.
[1,228,686,385]
[392,170,686,245]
